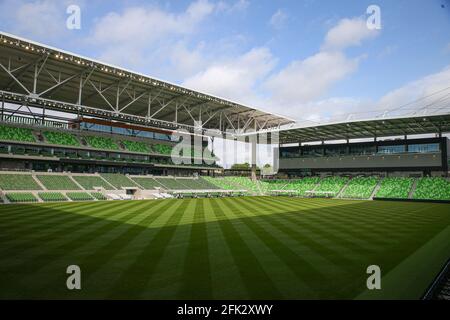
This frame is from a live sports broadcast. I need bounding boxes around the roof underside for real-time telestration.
[0,32,293,133]
[275,114,450,144]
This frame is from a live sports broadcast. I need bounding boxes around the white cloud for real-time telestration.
[322,17,378,51]
[184,16,378,121]
[265,51,361,106]
[183,47,276,105]
[377,65,450,114]
[89,0,215,69]
[297,64,450,125]
[262,17,376,119]
[269,9,288,30]
[0,0,78,40]
[91,1,214,45]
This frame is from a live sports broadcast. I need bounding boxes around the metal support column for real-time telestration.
[250,122,257,181]
[1,96,4,122]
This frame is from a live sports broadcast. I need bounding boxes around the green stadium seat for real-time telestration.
[90,192,107,200]
[314,176,349,197]
[154,178,187,190]
[38,192,67,202]
[66,192,94,201]
[6,192,37,203]
[131,177,164,189]
[286,177,321,196]
[100,174,139,189]
[203,177,238,190]
[0,174,42,190]
[73,176,115,190]
[43,131,80,146]
[341,177,379,199]
[122,140,150,153]
[85,136,119,150]
[0,125,35,142]
[36,175,81,190]
[413,177,450,201]
[221,177,260,194]
[152,144,172,155]
[375,177,413,199]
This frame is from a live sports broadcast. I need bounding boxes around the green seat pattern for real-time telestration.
[203,177,238,190]
[38,192,67,202]
[43,131,80,146]
[314,176,349,197]
[152,144,172,155]
[154,178,187,190]
[260,180,290,194]
[223,177,260,194]
[6,192,37,203]
[341,177,379,199]
[91,192,107,200]
[100,174,138,189]
[85,136,119,150]
[73,176,114,190]
[0,174,42,190]
[0,125,35,142]
[131,177,164,189]
[122,140,150,153]
[413,177,450,201]
[37,175,80,190]
[287,177,321,196]
[66,192,94,201]
[375,177,413,199]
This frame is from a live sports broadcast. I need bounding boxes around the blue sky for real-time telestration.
[0,0,449,124]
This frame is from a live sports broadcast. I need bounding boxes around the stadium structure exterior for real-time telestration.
[1,31,450,180]
[274,114,450,177]
[0,32,294,176]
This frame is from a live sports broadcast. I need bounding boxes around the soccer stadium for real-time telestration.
[0,29,449,302]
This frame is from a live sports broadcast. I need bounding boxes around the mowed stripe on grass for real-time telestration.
[0,197,449,299]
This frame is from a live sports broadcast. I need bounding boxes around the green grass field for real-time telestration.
[0,197,449,300]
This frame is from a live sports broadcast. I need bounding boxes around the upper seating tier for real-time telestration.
[0,125,35,143]
[43,131,80,147]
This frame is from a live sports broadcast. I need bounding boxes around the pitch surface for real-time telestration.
[1,197,449,299]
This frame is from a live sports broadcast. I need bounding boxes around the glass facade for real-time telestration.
[325,145,348,156]
[280,149,299,158]
[377,145,406,154]
[408,143,439,153]
[302,147,323,157]
[80,122,171,142]
[349,145,376,155]
[280,141,442,159]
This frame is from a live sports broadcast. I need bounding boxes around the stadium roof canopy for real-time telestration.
[269,113,450,144]
[0,32,294,134]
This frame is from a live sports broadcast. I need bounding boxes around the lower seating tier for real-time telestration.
[6,192,38,203]
[341,177,379,199]
[38,192,67,202]
[72,176,115,190]
[100,174,138,189]
[66,192,94,201]
[314,176,349,197]
[91,192,107,200]
[413,177,450,201]
[375,177,413,199]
